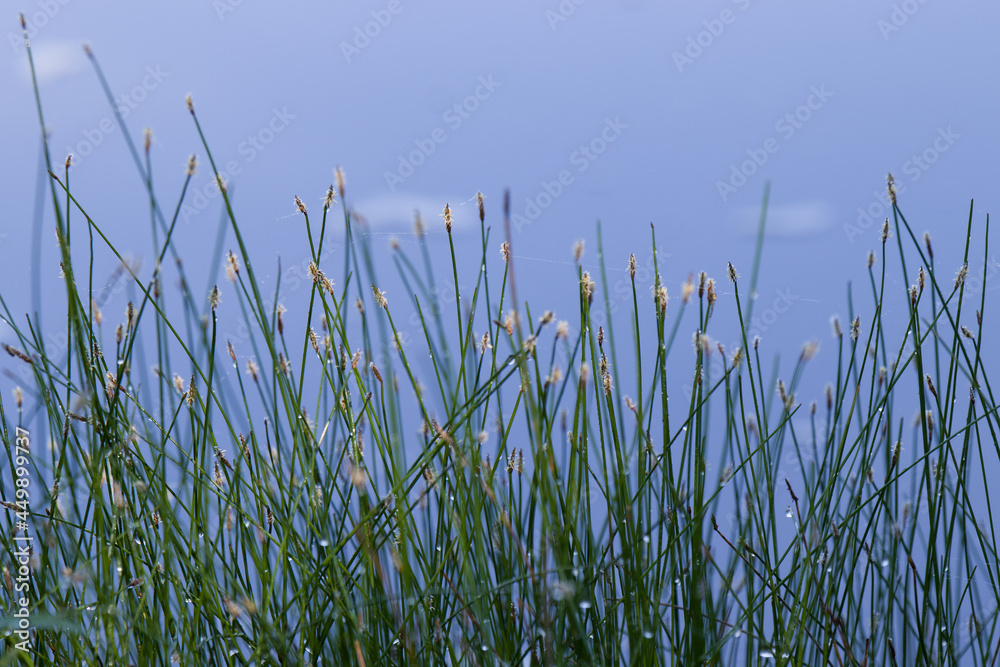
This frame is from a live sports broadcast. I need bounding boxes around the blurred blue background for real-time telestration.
[2,0,998,413]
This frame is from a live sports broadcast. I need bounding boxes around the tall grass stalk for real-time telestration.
[2,25,999,665]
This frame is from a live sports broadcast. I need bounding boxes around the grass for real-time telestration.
[3,22,1000,665]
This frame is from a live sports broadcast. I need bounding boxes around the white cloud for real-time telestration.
[351,192,480,231]
[728,200,835,238]
[17,40,84,84]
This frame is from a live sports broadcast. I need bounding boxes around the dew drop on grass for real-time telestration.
[881,559,889,568]
[229,649,239,657]
[759,649,775,659]
[642,535,650,544]
[578,600,592,610]
[785,507,793,519]
[319,539,329,547]
[642,630,654,639]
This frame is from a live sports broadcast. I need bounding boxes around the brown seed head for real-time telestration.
[477,191,485,223]
[682,274,694,303]
[442,203,452,233]
[226,250,239,282]
[186,154,198,176]
[581,272,595,301]
[294,195,307,216]
[628,253,636,279]
[335,166,346,198]
[372,285,388,309]
[955,263,968,290]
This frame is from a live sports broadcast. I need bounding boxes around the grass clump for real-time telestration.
[2,25,1000,666]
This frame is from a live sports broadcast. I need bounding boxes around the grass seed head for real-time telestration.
[682,273,694,303]
[336,166,346,198]
[372,285,388,309]
[246,359,259,382]
[477,191,485,222]
[442,203,452,233]
[955,263,968,290]
[628,253,636,279]
[573,239,584,262]
[886,172,897,205]
[581,272,595,302]
[226,250,239,282]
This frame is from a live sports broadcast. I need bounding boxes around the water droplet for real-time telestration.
[881,559,889,568]
[642,630,654,639]
[642,535,650,544]
[759,649,775,659]
[578,600,592,610]
[785,507,793,519]
[319,539,329,547]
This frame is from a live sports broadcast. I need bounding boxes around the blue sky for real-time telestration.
[3,0,999,411]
